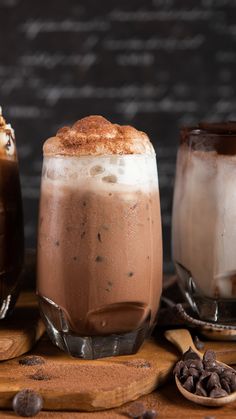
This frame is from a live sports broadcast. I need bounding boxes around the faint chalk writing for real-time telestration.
[104,36,205,51]
[21,19,110,39]
[116,53,154,66]
[20,53,97,69]
[110,9,221,21]
[116,99,198,118]
[39,84,166,105]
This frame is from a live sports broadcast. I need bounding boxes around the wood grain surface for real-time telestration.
[1,382,236,419]
[0,292,44,360]
[0,334,178,411]
[0,293,236,416]
[0,327,236,412]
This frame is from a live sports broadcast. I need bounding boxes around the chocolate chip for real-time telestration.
[220,369,235,380]
[199,371,212,383]
[203,350,216,364]
[221,378,231,394]
[19,356,45,366]
[126,401,146,418]
[81,231,86,238]
[183,347,201,361]
[29,369,51,381]
[180,364,189,381]
[188,367,200,379]
[97,232,102,242]
[12,389,43,417]
[206,372,221,392]
[142,410,158,419]
[195,381,207,397]
[183,375,195,392]
[128,272,134,277]
[230,373,236,391]
[173,360,185,376]
[206,364,224,374]
[209,387,228,398]
[95,256,103,262]
[186,359,204,371]
[194,335,205,350]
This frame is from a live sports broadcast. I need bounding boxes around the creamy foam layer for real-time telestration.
[42,154,158,192]
[43,115,154,157]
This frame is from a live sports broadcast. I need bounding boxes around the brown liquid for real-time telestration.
[0,158,24,303]
[37,182,162,336]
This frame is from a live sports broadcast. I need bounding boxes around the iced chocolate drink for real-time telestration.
[172,122,236,323]
[0,107,24,318]
[37,115,162,358]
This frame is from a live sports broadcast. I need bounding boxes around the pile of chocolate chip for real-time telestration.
[173,347,236,398]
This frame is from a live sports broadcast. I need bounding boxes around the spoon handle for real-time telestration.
[165,329,203,358]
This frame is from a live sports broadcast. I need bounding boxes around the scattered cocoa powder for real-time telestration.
[122,359,151,369]
[1,359,154,394]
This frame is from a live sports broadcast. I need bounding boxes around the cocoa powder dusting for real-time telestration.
[43,115,153,157]
[2,359,154,394]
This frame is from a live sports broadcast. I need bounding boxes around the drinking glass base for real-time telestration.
[175,262,236,324]
[38,295,149,359]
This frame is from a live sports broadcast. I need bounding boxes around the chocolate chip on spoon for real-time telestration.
[221,378,231,394]
[195,380,207,397]
[173,360,185,376]
[12,389,43,417]
[186,359,204,371]
[183,375,195,392]
[206,372,221,392]
[183,347,201,361]
[230,373,236,391]
[180,364,189,381]
[188,367,199,379]
[203,350,216,366]
[209,387,228,398]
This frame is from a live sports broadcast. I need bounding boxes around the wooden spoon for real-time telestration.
[165,329,236,407]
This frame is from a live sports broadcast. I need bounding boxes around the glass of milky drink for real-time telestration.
[0,107,24,318]
[172,122,236,324]
[37,115,162,359]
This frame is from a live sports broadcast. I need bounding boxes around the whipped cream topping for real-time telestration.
[43,115,155,157]
[0,107,16,158]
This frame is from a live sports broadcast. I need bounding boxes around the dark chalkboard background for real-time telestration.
[0,0,236,272]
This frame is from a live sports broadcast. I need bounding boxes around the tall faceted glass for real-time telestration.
[37,116,163,358]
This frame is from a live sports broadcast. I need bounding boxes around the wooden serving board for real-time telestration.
[0,330,236,411]
[0,292,45,360]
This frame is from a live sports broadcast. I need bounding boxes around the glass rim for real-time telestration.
[180,122,236,139]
